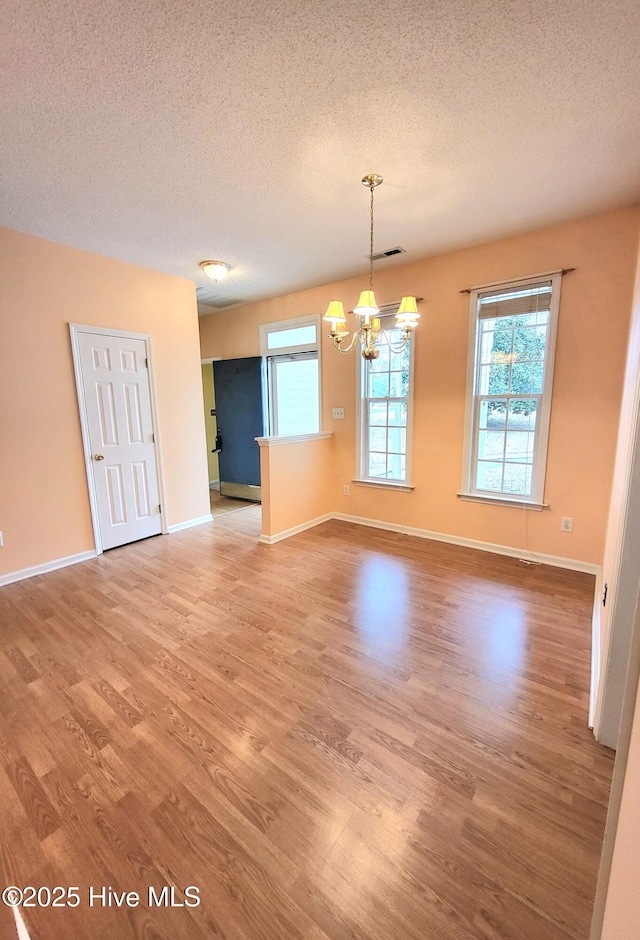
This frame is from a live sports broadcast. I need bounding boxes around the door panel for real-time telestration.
[213,357,263,500]
[77,332,162,549]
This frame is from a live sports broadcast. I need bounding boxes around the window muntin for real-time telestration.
[260,316,321,437]
[359,320,413,483]
[464,276,560,504]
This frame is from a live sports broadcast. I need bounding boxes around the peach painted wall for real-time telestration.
[258,438,334,538]
[201,208,640,564]
[600,674,640,939]
[0,227,210,576]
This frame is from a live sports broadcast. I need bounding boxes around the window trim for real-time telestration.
[461,272,561,506]
[355,309,415,487]
[259,315,322,437]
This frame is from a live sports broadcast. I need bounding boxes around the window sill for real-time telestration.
[457,492,547,511]
[353,478,414,492]
[255,432,333,448]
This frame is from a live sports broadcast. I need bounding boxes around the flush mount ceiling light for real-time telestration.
[323,174,420,360]
[199,260,231,282]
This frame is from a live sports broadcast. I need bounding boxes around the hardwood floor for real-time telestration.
[0,509,613,939]
[209,487,257,518]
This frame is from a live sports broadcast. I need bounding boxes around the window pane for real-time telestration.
[479,363,509,395]
[511,361,543,394]
[479,399,507,429]
[387,454,402,479]
[503,463,532,496]
[368,452,387,477]
[388,402,407,427]
[390,350,403,371]
[389,372,405,397]
[369,372,389,397]
[505,431,535,463]
[267,325,316,349]
[273,357,319,435]
[370,346,390,372]
[369,427,386,452]
[513,325,547,361]
[478,430,505,460]
[369,401,387,425]
[490,330,514,363]
[508,399,537,430]
[476,461,503,492]
[387,427,406,454]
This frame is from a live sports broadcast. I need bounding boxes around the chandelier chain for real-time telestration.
[369,182,375,291]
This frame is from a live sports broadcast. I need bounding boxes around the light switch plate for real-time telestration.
[332,408,345,419]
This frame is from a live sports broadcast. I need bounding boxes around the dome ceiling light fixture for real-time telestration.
[323,174,420,360]
[199,260,231,282]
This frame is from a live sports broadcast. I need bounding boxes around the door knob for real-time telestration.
[94,454,105,461]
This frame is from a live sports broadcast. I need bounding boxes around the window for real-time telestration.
[358,314,414,484]
[462,273,561,505]
[260,316,321,436]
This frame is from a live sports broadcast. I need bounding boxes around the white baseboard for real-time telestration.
[332,512,599,574]
[260,510,600,576]
[167,514,214,534]
[209,480,220,488]
[258,513,333,545]
[0,550,97,588]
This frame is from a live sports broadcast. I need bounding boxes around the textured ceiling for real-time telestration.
[2,0,640,312]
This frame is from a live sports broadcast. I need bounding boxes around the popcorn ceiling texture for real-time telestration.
[2,0,640,305]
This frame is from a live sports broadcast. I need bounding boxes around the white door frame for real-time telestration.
[69,323,168,554]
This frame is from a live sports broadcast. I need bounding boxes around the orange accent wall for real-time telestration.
[0,227,210,576]
[200,207,640,565]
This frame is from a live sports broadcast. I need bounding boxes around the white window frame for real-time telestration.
[355,308,415,489]
[461,272,562,509]
[259,315,322,437]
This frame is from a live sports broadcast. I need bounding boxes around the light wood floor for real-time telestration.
[209,487,256,518]
[0,508,614,940]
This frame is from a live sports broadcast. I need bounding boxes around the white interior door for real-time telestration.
[76,330,162,550]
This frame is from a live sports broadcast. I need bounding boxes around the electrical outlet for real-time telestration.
[332,408,345,419]
[344,485,350,496]
[561,517,573,532]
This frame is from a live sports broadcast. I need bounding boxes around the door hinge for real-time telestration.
[151,433,155,443]
[145,358,148,368]
[158,504,162,514]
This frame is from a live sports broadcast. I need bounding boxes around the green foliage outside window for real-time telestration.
[486,315,547,417]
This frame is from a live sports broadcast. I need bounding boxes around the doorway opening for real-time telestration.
[201,358,262,521]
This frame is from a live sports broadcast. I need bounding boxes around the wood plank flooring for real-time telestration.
[0,508,614,939]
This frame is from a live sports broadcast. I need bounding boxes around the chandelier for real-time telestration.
[323,174,420,360]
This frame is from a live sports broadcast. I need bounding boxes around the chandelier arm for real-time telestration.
[375,328,410,354]
[331,331,361,355]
